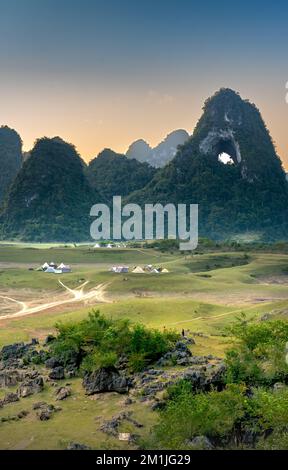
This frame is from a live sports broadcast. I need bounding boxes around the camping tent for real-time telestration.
[94,243,100,248]
[132,266,145,274]
[57,263,72,272]
[161,268,169,273]
[111,266,129,273]
[42,262,49,270]
[45,267,56,273]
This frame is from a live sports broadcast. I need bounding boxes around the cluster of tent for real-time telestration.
[39,262,72,274]
[110,265,169,274]
[94,243,127,249]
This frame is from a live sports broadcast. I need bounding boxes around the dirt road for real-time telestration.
[0,280,110,320]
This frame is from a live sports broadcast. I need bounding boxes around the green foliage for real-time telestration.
[0,126,22,203]
[147,384,252,449]
[86,148,156,201]
[50,310,179,373]
[81,351,118,373]
[0,137,101,242]
[225,318,288,385]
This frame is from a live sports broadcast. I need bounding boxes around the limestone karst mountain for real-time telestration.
[126,129,189,168]
[86,148,156,201]
[0,126,22,203]
[0,137,101,242]
[127,89,288,239]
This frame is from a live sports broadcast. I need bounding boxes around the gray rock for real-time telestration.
[189,436,214,450]
[83,367,131,395]
[55,386,71,401]
[18,376,44,397]
[45,357,62,369]
[32,401,47,410]
[36,403,55,421]
[3,392,19,404]
[49,366,65,380]
[67,442,91,450]
[273,382,285,392]
[0,370,22,388]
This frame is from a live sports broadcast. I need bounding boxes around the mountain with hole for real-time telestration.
[127,88,288,240]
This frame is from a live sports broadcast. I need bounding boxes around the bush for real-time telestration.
[49,310,179,373]
[225,317,288,386]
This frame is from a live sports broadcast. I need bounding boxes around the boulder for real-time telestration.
[35,403,55,421]
[100,411,142,436]
[67,442,91,450]
[189,436,214,450]
[49,366,65,380]
[18,376,44,398]
[3,392,19,404]
[83,367,131,395]
[45,357,62,369]
[0,370,22,388]
[55,386,71,401]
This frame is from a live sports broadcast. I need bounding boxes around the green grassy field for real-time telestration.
[1,244,288,449]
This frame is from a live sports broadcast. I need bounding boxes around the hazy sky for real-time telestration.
[0,0,288,166]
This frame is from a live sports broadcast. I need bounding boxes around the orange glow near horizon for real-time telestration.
[2,84,288,169]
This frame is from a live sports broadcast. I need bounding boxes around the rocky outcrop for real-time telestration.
[0,369,22,388]
[100,411,143,436]
[49,366,65,380]
[18,376,44,398]
[83,367,131,395]
[187,435,214,450]
[67,442,91,450]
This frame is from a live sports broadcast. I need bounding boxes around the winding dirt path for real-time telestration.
[0,280,111,320]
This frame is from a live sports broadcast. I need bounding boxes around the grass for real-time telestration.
[1,245,288,449]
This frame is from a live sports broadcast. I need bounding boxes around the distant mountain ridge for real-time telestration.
[126,129,189,168]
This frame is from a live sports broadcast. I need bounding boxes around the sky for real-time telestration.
[0,0,288,166]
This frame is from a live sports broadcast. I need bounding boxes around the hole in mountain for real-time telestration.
[214,138,238,165]
[218,152,235,165]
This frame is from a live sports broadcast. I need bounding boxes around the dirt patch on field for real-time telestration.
[256,275,288,285]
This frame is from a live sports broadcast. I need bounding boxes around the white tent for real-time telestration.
[45,266,56,273]
[132,266,145,274]
[161,268,169,273]
[42,262,49,270]
[151,268,160,274]
[94,243,100,248]
[111,266,129,273]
